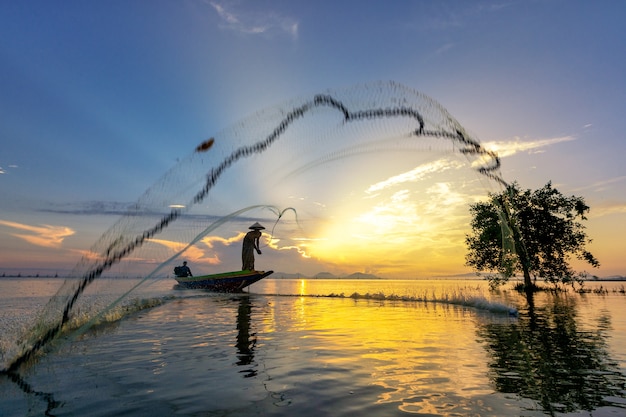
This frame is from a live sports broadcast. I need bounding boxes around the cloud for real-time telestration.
[477,2,516,13]
[0,164,18,174]
[209,1,299,39]
[141,233,253,267]
[38,201,229,224]
[483,136,576,158]
[148,238,223,265]
[366,159,463,193]
[0,219,75,248]
[210,1,239,25]
[423,1,513,31]
[588,200,626,218]
[40,200,135,216]
[571,176,626,193]
[436,42,455,55]
[201,233,243,248]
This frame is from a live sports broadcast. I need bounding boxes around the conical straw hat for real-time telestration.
[249,222,265,230]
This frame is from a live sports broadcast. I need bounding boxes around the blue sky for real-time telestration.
[1,1,625,278]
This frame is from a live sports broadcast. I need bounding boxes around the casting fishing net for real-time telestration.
[2,81,514,372]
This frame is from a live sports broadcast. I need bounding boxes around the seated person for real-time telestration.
[174,261,193,277]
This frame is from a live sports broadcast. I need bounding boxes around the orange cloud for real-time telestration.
[147,238,223,265]
[0,219,75,248]
[200,233,244,248]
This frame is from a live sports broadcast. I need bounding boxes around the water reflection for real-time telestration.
[477,293,626,415]
[234,296,257,378]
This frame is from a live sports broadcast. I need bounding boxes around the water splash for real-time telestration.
[2,81,510,373]
[263,291,517,316]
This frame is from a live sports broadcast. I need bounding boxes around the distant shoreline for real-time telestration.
[1,274,624,282]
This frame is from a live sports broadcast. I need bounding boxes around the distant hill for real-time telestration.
[345,272,380,279]
[314,272,337,279]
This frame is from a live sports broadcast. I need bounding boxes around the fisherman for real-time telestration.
[175,261,193,277]
[242,222,264,271]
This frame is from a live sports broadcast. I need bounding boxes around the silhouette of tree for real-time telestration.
[466,182,599,290]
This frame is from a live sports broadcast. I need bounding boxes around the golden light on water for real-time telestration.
[255,294,491,408]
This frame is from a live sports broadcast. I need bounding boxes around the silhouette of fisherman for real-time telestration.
[242,222,264,271]
[174,261,193,277]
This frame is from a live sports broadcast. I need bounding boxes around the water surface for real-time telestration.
[1,278,625,416]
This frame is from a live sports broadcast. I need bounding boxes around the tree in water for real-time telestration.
[465,181,600,290]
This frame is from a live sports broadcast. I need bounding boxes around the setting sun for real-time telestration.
[299,158,488,277]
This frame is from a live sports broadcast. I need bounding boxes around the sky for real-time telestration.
[1,0,625,279]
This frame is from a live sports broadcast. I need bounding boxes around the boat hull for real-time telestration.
[174,270,273,292]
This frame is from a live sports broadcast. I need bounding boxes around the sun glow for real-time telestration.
[304,173,481,277]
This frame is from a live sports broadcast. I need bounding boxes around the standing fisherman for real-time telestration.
[242,222,264,271]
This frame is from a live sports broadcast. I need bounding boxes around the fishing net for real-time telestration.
[3,80,512,372]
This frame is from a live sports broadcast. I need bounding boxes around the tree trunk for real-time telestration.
[499,196,533,290]
[516,240,533,290]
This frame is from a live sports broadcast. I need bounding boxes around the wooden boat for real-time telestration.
[174,270,274,292]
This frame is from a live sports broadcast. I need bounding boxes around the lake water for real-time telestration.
[1,277,625,416]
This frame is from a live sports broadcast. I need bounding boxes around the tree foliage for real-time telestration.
[465,182,599,289]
